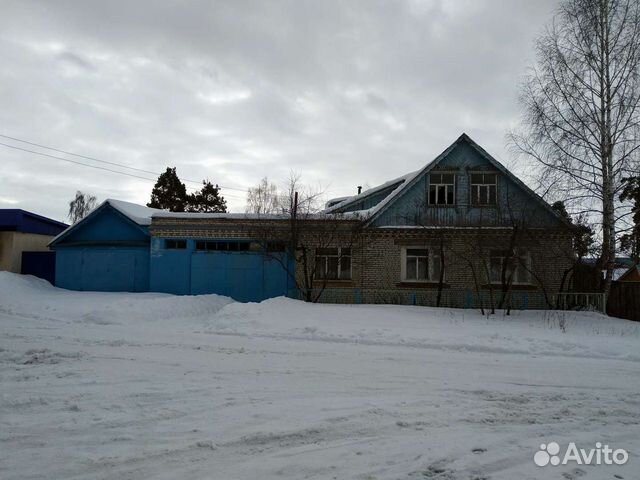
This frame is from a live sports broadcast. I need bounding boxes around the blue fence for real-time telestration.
[290,287,553,310]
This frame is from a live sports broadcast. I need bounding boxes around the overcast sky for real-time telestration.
[0,0,558,222]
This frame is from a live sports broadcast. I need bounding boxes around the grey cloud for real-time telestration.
[0,0,558,220]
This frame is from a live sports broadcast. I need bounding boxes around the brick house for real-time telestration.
[0,209,67,283]
[311,133,574,308]
[52,134,573,308]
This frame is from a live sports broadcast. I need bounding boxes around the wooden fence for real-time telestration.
[607,282,640,321]
[555,292,606,313]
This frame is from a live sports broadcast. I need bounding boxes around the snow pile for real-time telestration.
[1,272,639,480]
[0,272,233,327]
[210,296,640,362]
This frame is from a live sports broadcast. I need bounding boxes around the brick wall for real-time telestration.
[352,229,574,308]
[150,217,574,309]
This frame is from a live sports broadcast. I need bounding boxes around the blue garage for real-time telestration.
[50,199,154,292]
[149,238,294,302]
[50,199,294,301]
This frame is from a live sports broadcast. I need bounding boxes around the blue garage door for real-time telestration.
[190,251,291,302]
[56,247,149,292]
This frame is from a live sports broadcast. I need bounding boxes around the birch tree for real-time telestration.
[246,177,280,215]
[509,0,640,301]
[68,191,97,223]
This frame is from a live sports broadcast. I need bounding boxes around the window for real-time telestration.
[195,241,250,251]
[429,173,455,205]
[470,172,497,205]
[490,250,531,285]
[315,247,351,280]
[165,239,187,249]
[401,247,442,282]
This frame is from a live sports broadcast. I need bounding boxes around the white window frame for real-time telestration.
[314,247,352,281]
[400,246,444,283]
[489,250,532,285]
[428,172,456,206]
[470,172,498,206]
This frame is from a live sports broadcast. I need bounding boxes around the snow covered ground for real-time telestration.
[1,272,639,480]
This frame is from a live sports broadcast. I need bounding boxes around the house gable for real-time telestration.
[50,204,150,247]
[618,265,640,282]
[367,134,567,229]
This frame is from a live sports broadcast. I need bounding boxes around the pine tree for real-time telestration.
[147,167,188,212]
[187,180,227,213]
[552,201,595,260]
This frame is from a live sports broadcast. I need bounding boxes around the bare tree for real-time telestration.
[246,172,326,216]
[249,209,364,303]
[246,177,280,215]
[509,0,640,302]
[68,191,97,224]
[278,171,326,215]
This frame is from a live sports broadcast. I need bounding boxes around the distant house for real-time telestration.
[51,134,574,308]
[616,264,640,283]
[0,209,68,280]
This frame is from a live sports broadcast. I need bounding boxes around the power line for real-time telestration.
[0,133,175,179]
[0,141,246,200]
[0,133,249,193]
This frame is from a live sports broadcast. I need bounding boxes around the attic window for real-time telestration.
[470,172,497,206]
[429,173,455,205]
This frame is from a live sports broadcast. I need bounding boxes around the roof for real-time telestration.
[105,199,164,226]
[48,199,164,246]
[323,170,419,215]
[323,133,568,227]
[0,209,68,236]
[582,257,635,268]
[153,211,291,220]
[616,265,640,282]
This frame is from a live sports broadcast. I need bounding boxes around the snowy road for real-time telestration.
[1,273,638,479]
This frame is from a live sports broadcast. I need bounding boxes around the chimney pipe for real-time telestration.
[357,185,362,195]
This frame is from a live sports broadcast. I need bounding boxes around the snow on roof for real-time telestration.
[325,196,350,208]
[152,211,365,221]
[323,169,420,215]
[612,267,631,281]
[105,199,164,226]
[47,199,163,246]
[152,211,290,220]
[611,265,640,281]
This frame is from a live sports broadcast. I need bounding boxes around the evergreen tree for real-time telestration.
[147,167,188,212]
[551,201,570,222]
[187,180,227,213]
[552,201,595,260]
[620,176,640,261]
